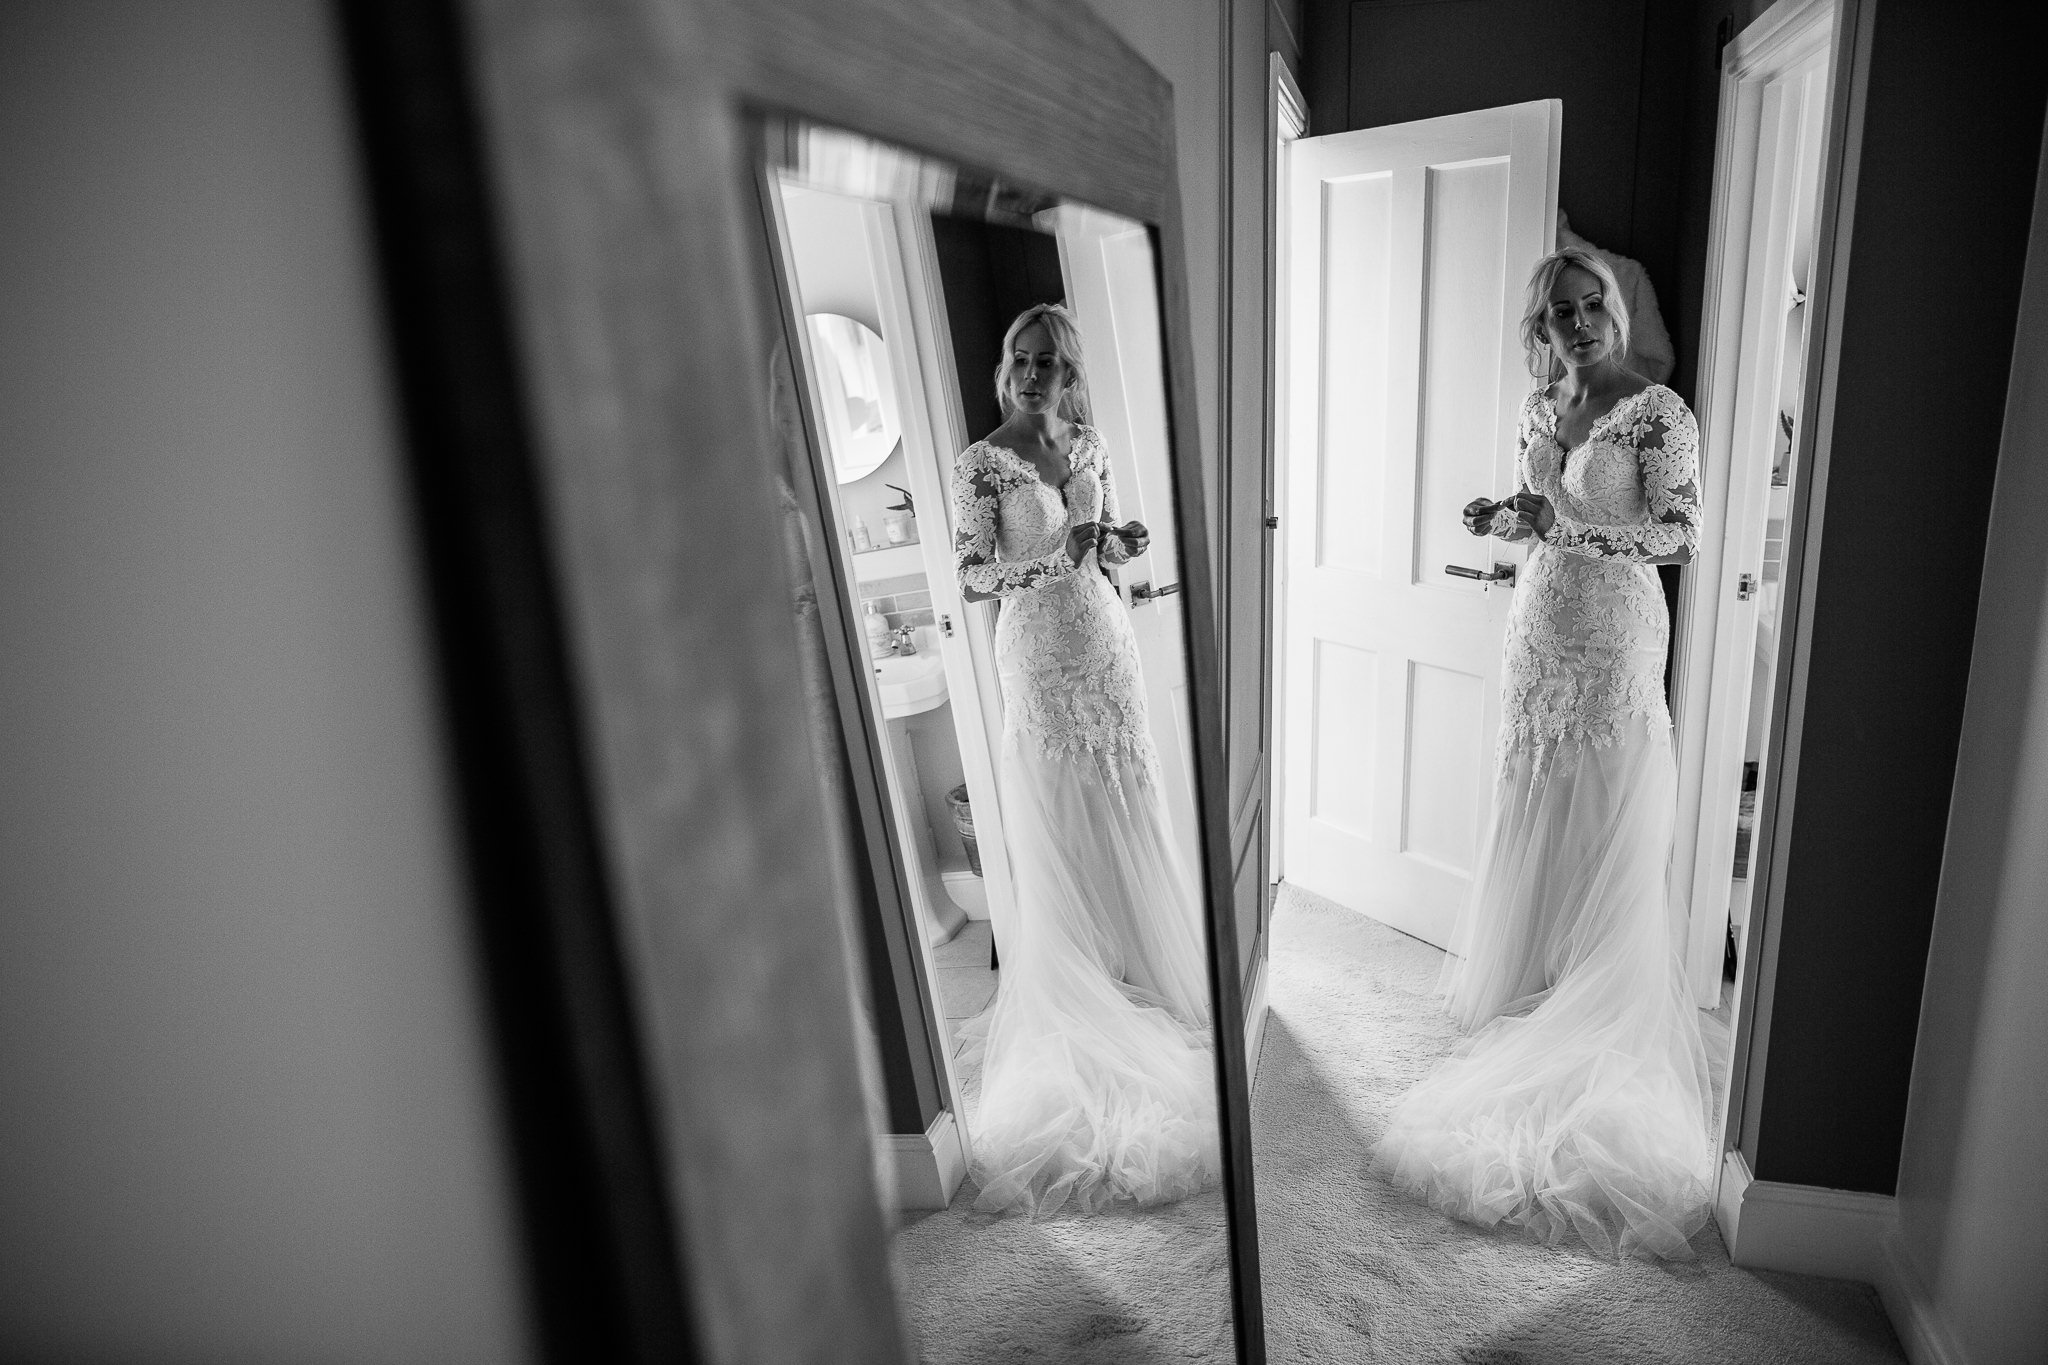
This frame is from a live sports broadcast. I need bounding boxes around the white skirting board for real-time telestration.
[1716,1149,1971,1365]
[885,1109,968,1212]
[1243,952,1271,1090]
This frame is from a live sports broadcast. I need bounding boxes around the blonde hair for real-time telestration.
[1520,247,1632,380]
[994,302,1092,424]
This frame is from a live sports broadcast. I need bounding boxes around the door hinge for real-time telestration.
[938,613,955,638]
[1265,515,1280,529]
[1737,573,1757,601]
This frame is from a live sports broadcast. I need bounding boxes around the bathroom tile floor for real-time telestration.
[932,919,998,1046]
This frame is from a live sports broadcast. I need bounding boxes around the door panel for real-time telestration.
[1317,174,1394,577]
[1281,101,1558,949]
[1404,662,1487,874]
[1415,160,1511,586]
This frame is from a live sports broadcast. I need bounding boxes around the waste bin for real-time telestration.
[946,783,981,876]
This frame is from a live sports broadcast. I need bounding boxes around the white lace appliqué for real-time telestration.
[950,427,1159,796]
[1499,385,1701,772]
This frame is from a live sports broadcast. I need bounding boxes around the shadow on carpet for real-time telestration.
[891,1183,1232,1362]
[1254,883,1906,1365]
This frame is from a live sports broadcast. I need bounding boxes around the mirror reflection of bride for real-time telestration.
[950,304,1217,1217]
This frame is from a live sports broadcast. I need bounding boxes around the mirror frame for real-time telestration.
[342,0,1262,1360]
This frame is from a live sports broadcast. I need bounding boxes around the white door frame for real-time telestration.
[1253,51,1308,1082]
[1265,51,1307,889]
[1671,0,1837,1008]
[1713,0,1871,1221]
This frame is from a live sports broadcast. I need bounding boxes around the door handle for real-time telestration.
[1444,562,1516,586]
[1129,580,1181,604]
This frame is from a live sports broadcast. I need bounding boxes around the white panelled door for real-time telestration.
[1048,206,1201,864]
[1279,101,1559,948]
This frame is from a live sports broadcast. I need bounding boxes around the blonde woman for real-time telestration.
[1372,248,1716,1260]
[949,303,1217,1217]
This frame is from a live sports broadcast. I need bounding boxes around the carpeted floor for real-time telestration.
[889,887,1907,1364]
[1255,882,1904,1365]
[892,919,1235,1362]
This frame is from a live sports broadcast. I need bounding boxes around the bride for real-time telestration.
[1371,247,1716,1260]
[950,303,1218,1217]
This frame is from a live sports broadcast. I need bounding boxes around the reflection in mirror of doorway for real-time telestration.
[759,118,1235,1363]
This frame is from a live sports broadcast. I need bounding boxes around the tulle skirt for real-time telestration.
[1371,719,1717,1260]
[964,740,1219,1218]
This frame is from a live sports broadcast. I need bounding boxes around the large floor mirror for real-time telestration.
[351,0,1261,1356]
[754,117,1247,1361]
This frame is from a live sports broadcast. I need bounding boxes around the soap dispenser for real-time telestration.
[863,600,894,659]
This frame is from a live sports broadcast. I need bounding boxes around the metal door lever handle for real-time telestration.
[1444,562,1516,585]
[1129,580,1182,603]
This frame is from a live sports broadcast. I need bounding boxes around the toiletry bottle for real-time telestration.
[851,516,873,552]
[863,600,894,659]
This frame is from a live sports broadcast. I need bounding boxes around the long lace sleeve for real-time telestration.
[953,447,1076,597]
[1096,444,1138,566]
[1486,397,1540,541]
[1545,390,1701,562]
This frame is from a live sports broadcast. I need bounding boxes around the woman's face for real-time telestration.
[1543,265,1617,369]
[1005,321,1067,416]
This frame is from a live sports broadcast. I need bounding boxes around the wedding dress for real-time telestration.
[1372,384,1717,1260]
[951,424,1218,1217]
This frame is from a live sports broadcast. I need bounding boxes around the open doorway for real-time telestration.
[1266,0,1837,1243]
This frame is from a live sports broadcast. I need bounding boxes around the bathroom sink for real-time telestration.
[872,651,948,718]
[873,652,947,718]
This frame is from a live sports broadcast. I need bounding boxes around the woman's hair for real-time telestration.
[994,302,1092,424]
[1519,246,1632,380]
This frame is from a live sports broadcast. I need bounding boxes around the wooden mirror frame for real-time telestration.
[341,0,1264,1361]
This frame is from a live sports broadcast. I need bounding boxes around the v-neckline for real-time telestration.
[989,429,1083,496]
[1548,385,1650,459]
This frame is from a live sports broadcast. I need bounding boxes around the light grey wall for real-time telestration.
[1892,125,2048,1365]
[0,3,535,1360]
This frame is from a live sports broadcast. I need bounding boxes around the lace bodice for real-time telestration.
[951,426,1131,597]
[950,426,1155,789]
[1494,384,1701,766]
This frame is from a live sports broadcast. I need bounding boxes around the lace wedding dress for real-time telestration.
[1372,384,1718,1260]
[951,424,1218,1217]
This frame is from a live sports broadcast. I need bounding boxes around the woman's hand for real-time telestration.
[1065,520,1103,565]
[1105,520,1150,557]
[1462,497,1501,537]
[1504,491,1556,540]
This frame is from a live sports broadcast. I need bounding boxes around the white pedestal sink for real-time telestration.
[873,650,948,718]
[869,649,967,947]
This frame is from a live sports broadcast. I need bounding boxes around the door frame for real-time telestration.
[1696,0,1869,1204]
[1252,51,1307,1077]
[1671,0,1837,1009]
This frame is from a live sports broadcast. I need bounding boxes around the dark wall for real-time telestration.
[928,214,1065,443]
[1303,0,1746,402]
[1753,1,2048,1193]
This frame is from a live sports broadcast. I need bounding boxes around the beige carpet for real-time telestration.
[1255,882,1904,1364]
[892,919,1234,1362]
[888,888,1906,1364]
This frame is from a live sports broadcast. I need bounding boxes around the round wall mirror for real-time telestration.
[805,312,902,483]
